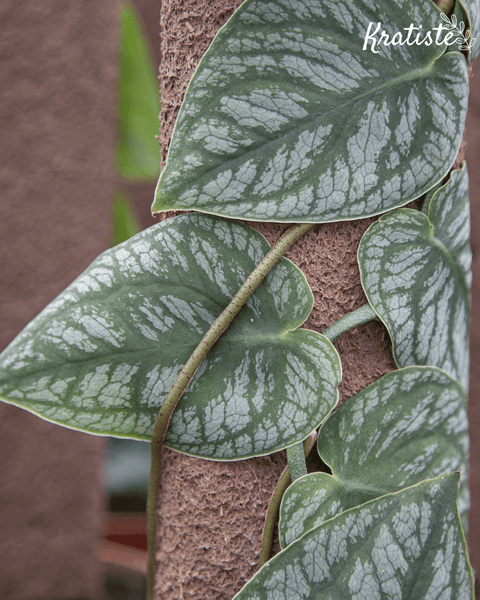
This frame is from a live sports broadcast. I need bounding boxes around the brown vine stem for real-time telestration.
[146,221,314,599]
[258,302,378,569]
[258,433,317,568]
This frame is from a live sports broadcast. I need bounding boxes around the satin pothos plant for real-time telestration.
[0,0,478,597]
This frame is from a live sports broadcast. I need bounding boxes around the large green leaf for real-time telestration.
[235,474,474,600]
[0,214,341,460]
[278,367,468,548]
[358,174,470,389]
[152,0,469,222]
[110,187,142,247]
[115,1,161,180]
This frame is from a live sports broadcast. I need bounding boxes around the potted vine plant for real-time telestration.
[0,0,478,598]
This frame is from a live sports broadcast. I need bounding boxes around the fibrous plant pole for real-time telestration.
[154,1,397,597]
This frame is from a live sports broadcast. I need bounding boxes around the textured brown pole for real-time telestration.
[155,2,396,598]
[0,1,119,597]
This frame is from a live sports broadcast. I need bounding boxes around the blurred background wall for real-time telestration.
[0,1,119,598]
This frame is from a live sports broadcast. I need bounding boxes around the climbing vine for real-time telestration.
[0,0,477,597]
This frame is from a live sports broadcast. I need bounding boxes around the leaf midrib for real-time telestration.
[0,323,312,386]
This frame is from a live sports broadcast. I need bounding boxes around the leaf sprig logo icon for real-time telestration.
[440,13,476,51]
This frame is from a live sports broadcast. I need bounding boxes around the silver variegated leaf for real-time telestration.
[421,164,472,287]
[0,214,341,460]
[358,201,470,389]
[166,328,341,459]
[152,0,469,222]
[235,474,474,600]
[278,367,468,548]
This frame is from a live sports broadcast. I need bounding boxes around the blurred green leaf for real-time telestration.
[106,437,150,496]
[111,187,142,247]
[116,0,160,180]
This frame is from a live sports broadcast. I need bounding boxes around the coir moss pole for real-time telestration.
[155,1,397,597]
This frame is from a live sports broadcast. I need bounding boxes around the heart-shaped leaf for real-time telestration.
[278,367,468,548]
[152,0,469,222]
[167,327,340,459]
[422,165,472,287]
[235,474,474,600]
[0,214,341,460]
[358,185,470,389]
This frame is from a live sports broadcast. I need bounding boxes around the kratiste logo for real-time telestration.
[363,14,476,53]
